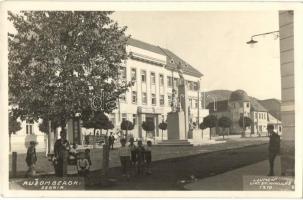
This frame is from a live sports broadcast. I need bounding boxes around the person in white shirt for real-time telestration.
[118,138,131,177]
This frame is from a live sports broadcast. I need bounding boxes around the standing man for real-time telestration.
[109,132,115,150]
[267,124,280,176]
[54,130,70,177]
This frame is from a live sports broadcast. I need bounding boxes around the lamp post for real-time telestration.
[246,30,279,47]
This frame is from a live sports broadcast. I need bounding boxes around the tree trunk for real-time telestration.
[161,130,163,141]
[210,128,212,140]
[9,134,11,152]
[102,129,110,176]
[201,130,203,140]
[222,128,225,140]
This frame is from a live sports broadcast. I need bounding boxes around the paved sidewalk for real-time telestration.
[9,137,268,178]
[184,156,282,190]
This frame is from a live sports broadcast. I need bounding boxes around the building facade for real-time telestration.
[207,90,282,136]
[103,38,206,141]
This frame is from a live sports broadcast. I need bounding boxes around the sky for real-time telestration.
[111,11,281,100]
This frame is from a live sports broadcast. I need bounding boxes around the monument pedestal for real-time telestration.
[157,112,192,146]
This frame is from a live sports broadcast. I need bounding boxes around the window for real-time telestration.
[122,113,127,121]
[279,126,282,132]
[119,66,126,80]
[132,91,137,104]
[142,92,147,104]
[168,94,172,106]
[259,113,261,119]
[131,68,136,81]
[167,76,172,87]
[193,82,199,91]
[151,72,156,85]
[194,99,198,109]
[160,95,165,106]
[26,124,33,135]
[159,74,164,86]
[132,114,137,126]
[189,98,193,108]
[120,93,126,102]
[246,102,250,108]
[141,70,146,83]
[109,114,116,125]
[151,93,156,105]
[255,113,257,119]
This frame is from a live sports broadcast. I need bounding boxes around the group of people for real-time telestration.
[118,137,152,177]
[25,125,280,178]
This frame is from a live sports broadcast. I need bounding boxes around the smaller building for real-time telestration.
[207,90,282,136]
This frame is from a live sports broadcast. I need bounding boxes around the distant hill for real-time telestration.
[204,90,281,120]
[259,99,281,120]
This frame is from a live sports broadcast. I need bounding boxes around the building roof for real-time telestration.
[229,90,249,102]
[259,99,281,120]
[250,97,268,112]
[206,97,268,113]
[207,100,229,112]
[127,38,203,78]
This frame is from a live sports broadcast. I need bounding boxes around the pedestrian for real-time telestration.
[77,152,90,177]
[85,148,92,166]
[129,137,137,166]
[118,138,131,178]
[136,140,145,175]
[54,130,70,177]
[145,140,152,175]
[25,141,38,177]
[109,132,115,150]
[267,124,280,176]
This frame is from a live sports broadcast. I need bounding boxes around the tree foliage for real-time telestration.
[158,121,167,131]
[142,120,155,132]
[218,116,232,128]
[82,111,110,131]
[238,116,252,129]
[9,114,22,135]
[8,11,131,127]
[120,120,134,138]
[203,115,217,128]
[199,122,207,130]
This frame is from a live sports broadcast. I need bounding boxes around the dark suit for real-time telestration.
[268,132,280,176]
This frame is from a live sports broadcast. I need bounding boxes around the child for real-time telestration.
[68,143,78,165]
[136,140,145,175]
[25,141,38,177]
[77,152,90,176]
[129,137,137,166]
[145,141,152,175]
[118,138,131,177]
[85,148,92,166]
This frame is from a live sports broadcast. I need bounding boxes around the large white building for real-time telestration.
[99,38,206,141]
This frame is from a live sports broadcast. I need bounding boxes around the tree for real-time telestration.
[120,120,134,139]
[82,111,109,138]
[203,115,217,140]
[142,120,155,140]
[239,116,252,137]
[9,113,22,151]
[218,116,232,140]
[8,11,131,130]
[199,122,207,140]
[158,121,167,141]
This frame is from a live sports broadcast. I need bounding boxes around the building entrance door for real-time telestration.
[145,115,155,137]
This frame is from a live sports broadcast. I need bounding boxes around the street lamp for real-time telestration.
[246,30,279,47]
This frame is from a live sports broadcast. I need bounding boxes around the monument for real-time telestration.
[158,61,192,146]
